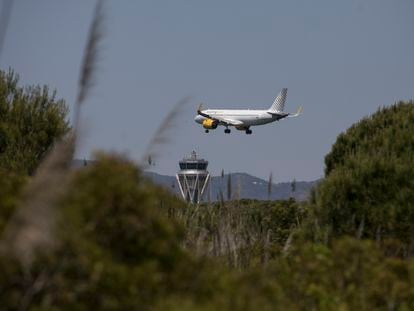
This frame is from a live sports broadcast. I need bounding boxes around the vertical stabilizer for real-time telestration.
[268,88,288,113]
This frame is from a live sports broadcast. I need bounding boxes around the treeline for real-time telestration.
[0,70,414,309]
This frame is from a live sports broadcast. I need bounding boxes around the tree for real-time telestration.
[0,69,70,175]
[291,178,296,195]
[313,101,414,245]
[267,172,273,199]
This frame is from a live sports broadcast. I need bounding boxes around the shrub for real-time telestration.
[313,102,414,245]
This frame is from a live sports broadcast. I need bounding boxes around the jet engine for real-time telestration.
[202,119,218,129]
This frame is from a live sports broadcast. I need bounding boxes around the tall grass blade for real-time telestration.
[0,0,13,61]
[227,173,232,200]
[282,230,294,257]
[141,97,191,169]
[0,0,106,267]
[74,0,105,132]
[356,216,365,239]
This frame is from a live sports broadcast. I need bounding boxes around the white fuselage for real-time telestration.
[194,109,285,127]
[194,88,299,133]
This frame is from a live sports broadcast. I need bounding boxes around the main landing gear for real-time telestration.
[205,129,209,133]
[245,129,252,135]
[224,128,231,134]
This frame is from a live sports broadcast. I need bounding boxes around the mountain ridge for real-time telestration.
[144,171,319,202]
[72,159,318,201]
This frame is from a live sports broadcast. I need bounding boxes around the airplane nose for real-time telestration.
[194,115,204,124]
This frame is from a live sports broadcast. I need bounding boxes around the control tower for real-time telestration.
[176,151,210,204]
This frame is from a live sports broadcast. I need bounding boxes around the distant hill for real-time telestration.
[72,159,318,201]
[144,171,319,202]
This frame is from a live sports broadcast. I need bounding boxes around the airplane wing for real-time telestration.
[197,104,244,126]
[287,106,302,118]
[213,116,244,126]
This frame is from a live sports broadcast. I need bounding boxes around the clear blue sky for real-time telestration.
[1,0,413,181]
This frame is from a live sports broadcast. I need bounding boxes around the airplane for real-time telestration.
[194,88,302,134]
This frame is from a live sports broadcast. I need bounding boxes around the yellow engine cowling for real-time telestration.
[202,119,218,129]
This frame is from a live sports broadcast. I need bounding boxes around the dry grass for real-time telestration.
[0,135,75,266]
[141,96,191,169]
[171,202,276,268]
[74,0,105,132]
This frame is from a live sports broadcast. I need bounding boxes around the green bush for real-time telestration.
[0,155,221,310]
[0,69,69,175]
[0,171,25,233]
[313,102,414,244]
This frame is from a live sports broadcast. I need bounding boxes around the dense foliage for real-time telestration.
[324,103,414,175]
[0,171,24,233]
[0,69,69,175]
[313,102,414,247]
[176,199,307,267]
[1,153,414,310]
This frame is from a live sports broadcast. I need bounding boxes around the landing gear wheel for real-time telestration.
[246,129,252,135]
[205,129,209,133]
[224,128,231,134]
